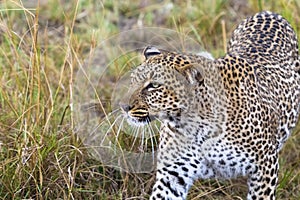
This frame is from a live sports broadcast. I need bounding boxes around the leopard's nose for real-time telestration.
[120,104,131,112]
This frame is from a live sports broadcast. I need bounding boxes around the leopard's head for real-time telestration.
[121,46,207,126]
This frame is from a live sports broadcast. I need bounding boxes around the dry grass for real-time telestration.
[0,0,299,199]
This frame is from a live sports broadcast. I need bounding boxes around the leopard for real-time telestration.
[121,11,300,200]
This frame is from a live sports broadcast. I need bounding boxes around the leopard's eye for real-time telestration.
[151,82,160,88]
[145,82,161,91]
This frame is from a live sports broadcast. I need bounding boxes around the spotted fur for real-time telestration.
[122,11,300,199]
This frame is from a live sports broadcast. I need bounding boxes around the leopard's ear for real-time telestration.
[177,65,204,85]
[184,65,204,84]
[143,46,161,59]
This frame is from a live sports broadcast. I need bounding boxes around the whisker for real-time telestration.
[135,125,141,142]
[154,116,163,125]
[154,123,160,133]
[117,116,125,137]
[89,121,104,141]
[108,108,122,115]
[97,109,121,131]
[148,121,158,147]
[131,123,138,137]
[149,127,155,161]
[146,118,156,161]
[130,125,140,151]
[144,125,149,152]
[131,125,138,150]
[153,122,161,145]
[140,125,145,152]
[115,116,125,145]
[100,114,123,145]
[88,111,121,140]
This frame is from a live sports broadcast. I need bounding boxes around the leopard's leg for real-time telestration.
[149,149,215,200]
[247,154,278,200]
[150,161,195,200]
[149,133,254,199]
[149,125,214,200]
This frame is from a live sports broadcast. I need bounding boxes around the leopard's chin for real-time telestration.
[120,104,157,126]
[125,115,153,127]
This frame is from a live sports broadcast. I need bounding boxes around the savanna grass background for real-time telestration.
[0,0,299,199]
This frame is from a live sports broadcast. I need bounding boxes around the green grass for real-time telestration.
[0,0,299,199]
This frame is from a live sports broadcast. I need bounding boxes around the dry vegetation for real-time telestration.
[0,0,299,199]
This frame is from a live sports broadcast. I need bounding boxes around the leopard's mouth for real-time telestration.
[120,104,154,126]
